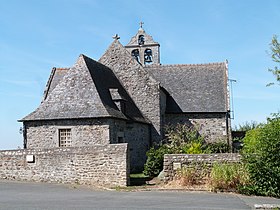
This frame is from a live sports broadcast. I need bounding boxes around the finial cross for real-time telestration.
[140,21,144,28]
[112,34,120,40]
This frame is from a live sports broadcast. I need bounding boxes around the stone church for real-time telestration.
[19,25,231,172]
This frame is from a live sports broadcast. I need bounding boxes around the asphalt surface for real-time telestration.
[0,180,280,210]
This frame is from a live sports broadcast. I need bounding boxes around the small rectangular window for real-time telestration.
[59,129,71,147]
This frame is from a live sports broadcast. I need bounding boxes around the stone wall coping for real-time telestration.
[0,144,128,156]
[164,153,241,160]
[163,153,241,164]
[163,153,241,182]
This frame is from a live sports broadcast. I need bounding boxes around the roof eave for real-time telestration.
[18,115,151,124]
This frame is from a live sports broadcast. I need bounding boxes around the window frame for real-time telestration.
[58,128,72,147]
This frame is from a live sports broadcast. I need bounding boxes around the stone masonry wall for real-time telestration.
[163,153,241,182]
[160,89,167,137]
[0,144,129,187]
[25,119,114,149]
[24,118,149,173]
[165,113,229,143]
[99,40,162,144]
[125,122,150,172]
[108,119,150,172]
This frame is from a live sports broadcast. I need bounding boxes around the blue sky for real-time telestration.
[0,0,279,149]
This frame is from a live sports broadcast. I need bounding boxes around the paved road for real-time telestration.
[0,180,280,210]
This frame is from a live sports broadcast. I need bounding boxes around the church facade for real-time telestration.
[19,26,231,172]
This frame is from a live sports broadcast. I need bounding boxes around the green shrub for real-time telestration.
[205,141,230,153]
[143,123,231,178]
[209,163,250,192]
[165,124,206,154]
[242,113,280,197]
[183,140,204,154]
[241,127,262,154]
[143,141,206,178]
[143,124,206,177]
[143,144,170,177]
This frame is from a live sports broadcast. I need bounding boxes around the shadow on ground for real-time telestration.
[129,176,153,186]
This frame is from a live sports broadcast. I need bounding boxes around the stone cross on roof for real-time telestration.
[139,21,144,28]
[112,34,120,40]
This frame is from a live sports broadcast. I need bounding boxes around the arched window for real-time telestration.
[131,49,140,62]
[138,35,145,45]
[144,49,153,63]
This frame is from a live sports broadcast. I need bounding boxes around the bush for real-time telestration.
[242,113,280,197]
[209,163,250,192]
[143,123,232,177]
[143,144,170,177]
[143,124,206,177]
[183,140,204,154]
[143,140,206,178]
[165,124,203,147]
[205,141,230,153]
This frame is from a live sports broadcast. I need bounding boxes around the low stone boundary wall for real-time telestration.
[163,153,241,182]
[0,144,129,187]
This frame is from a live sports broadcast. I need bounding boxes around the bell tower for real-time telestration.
[125,22,160,65]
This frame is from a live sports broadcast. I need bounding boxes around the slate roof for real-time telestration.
[145,63,228,113]
[42,67,69,101]
[20,55,148,123]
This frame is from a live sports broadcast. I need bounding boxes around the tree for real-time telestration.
[241,113,280,197]
[267,35,280,86]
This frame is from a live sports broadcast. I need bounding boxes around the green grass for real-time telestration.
[129,173,152,186]
[130,173,149,179]
[209,163,250,192]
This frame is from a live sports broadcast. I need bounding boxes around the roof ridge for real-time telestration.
[55,67,70,70]
[145,62,225,68]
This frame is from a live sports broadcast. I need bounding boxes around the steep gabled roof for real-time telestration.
[42,67,69,101]
[83,55,148,123]
[98,39,160,121]
[145,62,228,113]
[20,54,147,123]
[98,39,159,95]
[98,39,161,139]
